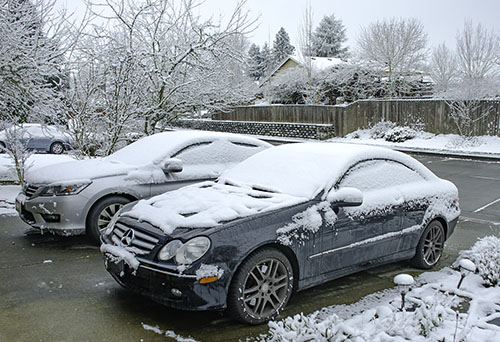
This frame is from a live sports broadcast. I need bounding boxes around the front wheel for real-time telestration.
[86,196,130,244]
[227,248,294,325]
[410,220,445,269]
[49,142,64,154]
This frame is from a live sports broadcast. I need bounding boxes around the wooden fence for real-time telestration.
[212,99,500,137]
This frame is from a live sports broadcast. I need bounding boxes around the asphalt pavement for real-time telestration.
[0,154,499,342]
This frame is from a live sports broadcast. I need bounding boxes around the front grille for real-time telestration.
[24,184,40,199]
[111,221,160,255]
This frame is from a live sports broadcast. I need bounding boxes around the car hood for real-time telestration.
[121,181,309,235]
[25,159,140,184]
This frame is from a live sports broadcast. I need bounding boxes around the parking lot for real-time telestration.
[0,154,499,342]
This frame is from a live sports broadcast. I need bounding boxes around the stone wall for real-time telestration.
[172,119,335,140]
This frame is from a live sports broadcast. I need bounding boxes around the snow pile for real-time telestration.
[124,181,306,235]
[260,236,500,342]
[141,323,198,342]
[459,236,500,287]
[277,202,337,246]
[195,264,224,280]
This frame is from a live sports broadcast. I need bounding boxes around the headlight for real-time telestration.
[158,239,183,261]
[39,181,91,196]
[158,237,211,265]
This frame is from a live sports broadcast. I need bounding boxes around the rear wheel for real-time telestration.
[411,220,445,269]
[0,142,5,153]
[49,142,64,154]
[227,248,294,325]
[86,196,130,244]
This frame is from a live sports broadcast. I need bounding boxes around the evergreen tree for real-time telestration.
[312,14,348,58]
[247,43,263,80]
[272,27,295,66]
[260,42,273,76]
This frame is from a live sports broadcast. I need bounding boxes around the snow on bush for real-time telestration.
[385,126,418,142]
[459,236,500,287]
[259,236,500,342]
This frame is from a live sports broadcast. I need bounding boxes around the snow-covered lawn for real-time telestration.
[328,123,500,158]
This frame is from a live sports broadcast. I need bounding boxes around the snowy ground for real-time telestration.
[328,123,500,158]
[0,184,19,216]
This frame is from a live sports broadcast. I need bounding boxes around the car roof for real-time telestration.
[220,142,438,199]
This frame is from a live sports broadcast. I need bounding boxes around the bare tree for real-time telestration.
[456,21,500,80]
[357,17,428,96]
[297,1,314,79]
[443,22,500,141]
[429,43,458,94]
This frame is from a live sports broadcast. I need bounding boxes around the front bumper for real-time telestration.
[103,254,228,311]
[15,192,87,235]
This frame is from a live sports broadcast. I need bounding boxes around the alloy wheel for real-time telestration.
[97,203,124,234]
[241,257,291,319]
[422,223,444,265]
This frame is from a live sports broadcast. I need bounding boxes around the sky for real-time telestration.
[56,0,500,52]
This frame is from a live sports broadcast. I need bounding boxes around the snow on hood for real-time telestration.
[122,181,308,235]
[25,158,138,184]
[219,142,437,199]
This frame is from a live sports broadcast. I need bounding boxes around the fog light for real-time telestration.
[42,214,60,222]
[171,288,183,298]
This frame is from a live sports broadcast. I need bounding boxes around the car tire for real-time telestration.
[49,142,65,154]
[0,142,5,153]
[410,220,445,269]
[227,248,294,325]
[86,196,130,244]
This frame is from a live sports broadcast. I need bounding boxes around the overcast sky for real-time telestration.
[56,0,500,51]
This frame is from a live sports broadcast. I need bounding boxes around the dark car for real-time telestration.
[101,143,460,324]
[0,124,72,154]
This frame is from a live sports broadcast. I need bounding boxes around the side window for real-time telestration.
[172,140,265,166]
[171,142,212,165]
[339,160,424,192]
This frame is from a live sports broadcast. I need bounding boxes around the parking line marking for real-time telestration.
[459,216,500,226]
[473,198,500,213]
[470,175,500,181]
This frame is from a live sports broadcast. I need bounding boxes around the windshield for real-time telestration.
[219,144,340,199]
[105,133,179,165]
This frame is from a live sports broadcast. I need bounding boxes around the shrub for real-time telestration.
[385,126,418,142]
[460,236,500,287]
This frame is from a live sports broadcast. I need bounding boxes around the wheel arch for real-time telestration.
[227,242,300,293]
[84,192,138,226]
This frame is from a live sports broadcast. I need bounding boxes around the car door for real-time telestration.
[319,159,417,274]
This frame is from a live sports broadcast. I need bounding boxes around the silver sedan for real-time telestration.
[15,131,271,243]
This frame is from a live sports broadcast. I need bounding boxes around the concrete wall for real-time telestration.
[212,99,500,137]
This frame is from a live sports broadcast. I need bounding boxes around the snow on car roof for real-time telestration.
[105,130,270,166]
[219,142,437,199]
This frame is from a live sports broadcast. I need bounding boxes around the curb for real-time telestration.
[258,136,500,162]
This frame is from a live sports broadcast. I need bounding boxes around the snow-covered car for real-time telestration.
[0,123,72,154]
[101,143,460,324]
[15,131,271,243]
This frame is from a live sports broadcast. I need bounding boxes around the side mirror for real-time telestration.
[162,158,183,173]
[327,187,363,207]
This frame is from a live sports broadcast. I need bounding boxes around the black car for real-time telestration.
[101,143,460,324]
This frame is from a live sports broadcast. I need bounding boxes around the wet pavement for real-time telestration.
[0,154,499,341]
